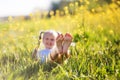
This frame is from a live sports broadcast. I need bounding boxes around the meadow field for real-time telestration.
[0,1,120,80]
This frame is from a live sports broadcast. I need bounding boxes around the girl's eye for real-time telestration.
[46,38,49,40]
[51,39,54,41]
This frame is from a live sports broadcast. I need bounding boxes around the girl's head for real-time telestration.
[40,30,58,49]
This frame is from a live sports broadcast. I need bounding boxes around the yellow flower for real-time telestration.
[109,30,114,35]
[91,9,95,12]
[65,10,69,15]
[85,0,90,5]
[69,3,74,7]
[104,37,107,42]
[79,0,83,3]
[109,3,118,9]
[75,2,78,6]
[117,1,120,5]
[79,5,84,10]
[56,10,60,14]
[64,6,68,11]
[50,11,54,16]
[97,25,103,31]
[55,10,60,17]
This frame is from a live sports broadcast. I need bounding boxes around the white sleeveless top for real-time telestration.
[37,49,51,63]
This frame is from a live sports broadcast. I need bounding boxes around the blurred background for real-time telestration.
[0,0,119,22]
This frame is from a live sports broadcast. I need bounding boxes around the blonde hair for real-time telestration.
[43,30,58,39]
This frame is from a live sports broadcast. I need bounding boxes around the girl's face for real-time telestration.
[43,33,56,49]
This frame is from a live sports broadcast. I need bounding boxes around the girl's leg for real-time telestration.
[62,33,72,58]
[56,34,64,53]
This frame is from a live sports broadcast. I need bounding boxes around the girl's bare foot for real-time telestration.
[56,34,64,53]
[63,33,72,54]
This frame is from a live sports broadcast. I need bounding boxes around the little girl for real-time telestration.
[32,30,72,64]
